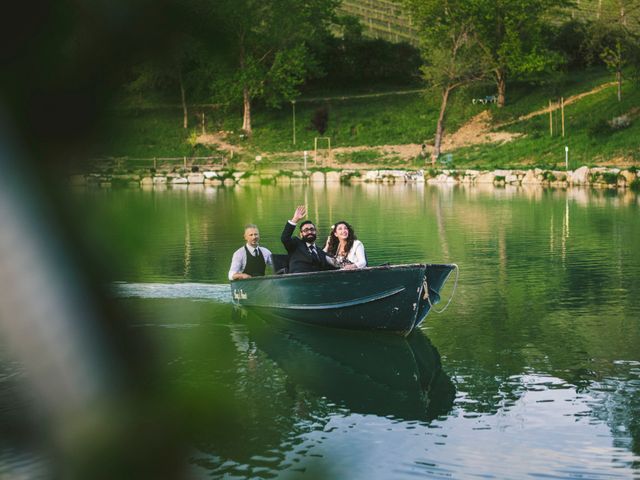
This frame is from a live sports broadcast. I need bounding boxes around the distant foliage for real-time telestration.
[551,20,592,69]
[307,20,422,89]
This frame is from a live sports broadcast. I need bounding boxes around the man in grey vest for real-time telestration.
[228,224,273,280]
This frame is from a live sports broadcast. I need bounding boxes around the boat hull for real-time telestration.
[230,264,455,335]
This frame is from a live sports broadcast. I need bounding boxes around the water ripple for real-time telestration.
[111,282,232,302]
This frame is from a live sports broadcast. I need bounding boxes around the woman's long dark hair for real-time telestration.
[326,221,357,256]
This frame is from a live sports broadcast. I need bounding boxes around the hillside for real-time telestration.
[98,68,640,170]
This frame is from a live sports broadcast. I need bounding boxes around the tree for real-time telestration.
[214,0,338,135]
[337,14,364,43]
[584,0,640,101]
[307,16,422,89]
[123,1,228,129]
[469,0,572,107]
[402,0,489,163]
[602,37,627,101]
[125,37,211,129]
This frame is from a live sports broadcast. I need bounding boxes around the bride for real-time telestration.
[323,221,367,269]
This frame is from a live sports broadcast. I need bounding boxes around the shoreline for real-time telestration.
[69,166,639,190]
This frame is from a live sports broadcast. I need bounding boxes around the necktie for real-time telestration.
[254,248,259,258]
[308,245,318,262]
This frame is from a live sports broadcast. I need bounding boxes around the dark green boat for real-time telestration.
[230,263,457,335]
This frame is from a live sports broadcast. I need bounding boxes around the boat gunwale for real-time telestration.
[229,263,455,284]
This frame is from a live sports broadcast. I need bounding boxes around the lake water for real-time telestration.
[3,182,640,479]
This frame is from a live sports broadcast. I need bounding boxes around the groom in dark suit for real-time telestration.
[281,205,336,273]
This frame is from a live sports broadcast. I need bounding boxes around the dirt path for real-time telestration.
[441,110,521,151]
[195,132,242,154]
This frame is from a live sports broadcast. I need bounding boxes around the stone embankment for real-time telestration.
[426,166,639,189]
[69,166,639,189]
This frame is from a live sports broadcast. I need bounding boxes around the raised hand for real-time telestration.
[291,205,307,223]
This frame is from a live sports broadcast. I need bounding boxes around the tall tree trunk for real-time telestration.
[496,69,506,108]
[179,67,188,129]
[431,86,451,165]
[238,32,252,136]
[239,32,252,136]
[615,39,622,102]
[242,87,252,135]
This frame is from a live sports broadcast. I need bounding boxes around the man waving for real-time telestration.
[281,205,336,274]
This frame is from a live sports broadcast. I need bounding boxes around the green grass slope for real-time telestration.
[99,68,639,168]
[455,73,640,169]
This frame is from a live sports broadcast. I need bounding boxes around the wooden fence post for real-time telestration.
[561,97,565,137]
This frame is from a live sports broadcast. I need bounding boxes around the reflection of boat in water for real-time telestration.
[244,312,456,422]
[231,263,457,336]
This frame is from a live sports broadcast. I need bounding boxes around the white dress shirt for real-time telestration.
[228,244,273,280]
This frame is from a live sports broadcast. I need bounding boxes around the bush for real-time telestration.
[340,171,361,183]
[307,33,422,89]
[587,119,612,138]
[542,171,556,182]
[217,169,236,180]
[589,171,620,184]
[551,20,591,69]
[311,106,329,135]
[587,115,633,139]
